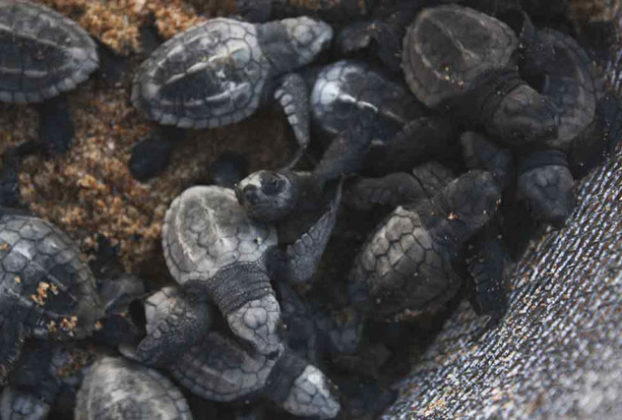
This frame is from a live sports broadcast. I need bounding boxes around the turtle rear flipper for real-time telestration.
[0,323,26,385]
[36,96,74,156]
[273,181,342,284]
[1,387,51,420]
[122,286,212,368]
[273,73,310,168]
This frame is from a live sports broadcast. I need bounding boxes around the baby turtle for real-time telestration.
[169,330,340,419]
[164,183,342,356]
[0,213,103,383]
[343,162,455,212]
[121,285,213,368]
[402,4,558,146]
[0,0,99,155]
[75,356,192,420]
[512,17,601,225]
[309,60,458,175]
[348,170,501,320]
[132,16,333,166]
[163,185,281,356]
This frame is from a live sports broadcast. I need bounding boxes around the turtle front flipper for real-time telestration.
[274,73,310,168]
[36,95,74,156]
[272,181,342,284]
[0,387,51,420]
[312,122,374,186]
[466,222,510,329]
[0,323,25,385]
[461,131,515,188]
[344,173,423,211]
[122,286,213,368]
[364,116,459,176]
[517,149,575,227]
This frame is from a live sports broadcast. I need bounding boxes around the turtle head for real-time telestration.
[280,17,334,67]
[235,170,299,222]
[280,363,341,419]
[518,155,575,228]
[490,84,559,146]
[443,171,501,238]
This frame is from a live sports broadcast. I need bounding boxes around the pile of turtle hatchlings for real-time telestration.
[0,0,620,419]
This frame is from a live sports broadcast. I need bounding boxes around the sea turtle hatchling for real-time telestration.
[309,60,459,175]
[402,4,559,146]
[511,15,602,225]
[0,213,103,383]
[168,330,340,419]
[132,16,333,167]
[75,356,193,420]
[163,183,340,356]
[348,170,501,320]
[0,0,99,155]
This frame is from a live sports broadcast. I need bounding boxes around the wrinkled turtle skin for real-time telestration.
[163,185,282,356]
[402,4,558,146]
[311,60,426,140]
[349,171,501,320]
[0,0,98,103]
[169,331,340,419]
[75,356,193,420]
[132,16,332,130]
[0,214,103,382]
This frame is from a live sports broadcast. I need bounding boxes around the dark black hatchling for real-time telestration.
[402,4,559,146]
[168,330,341,419]
[309,60,458,175]
[0,0,99,155]
[121,285,213,368]
[512,15,602,226]
[75,356,193,420]
[132,16,333,167]
[0,213,103,383]
[348,170,501,320]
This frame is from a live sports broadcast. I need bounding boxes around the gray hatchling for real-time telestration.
[163,185,281,356]
[75,356,193,420]
[169,330,341,419]
[163,183,341,356]
[0,0,99,154]
[132,16,333,165]
[0,213,103,383]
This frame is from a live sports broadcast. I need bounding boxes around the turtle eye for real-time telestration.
[262,177,283,195]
